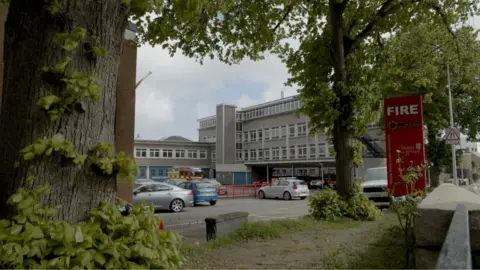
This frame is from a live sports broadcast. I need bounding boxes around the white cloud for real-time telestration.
[196,102,216,119]
[135,92,174,123]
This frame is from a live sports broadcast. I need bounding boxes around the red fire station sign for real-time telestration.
[384,96,426,196]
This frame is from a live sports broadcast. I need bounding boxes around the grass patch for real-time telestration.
[325,224,406,269]
[182,216,359,255]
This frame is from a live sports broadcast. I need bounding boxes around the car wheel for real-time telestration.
[170,199,184,213]
[258,191,266,199]
[283,192,292,200]
[209,201,217,206]
[300,196,307,200]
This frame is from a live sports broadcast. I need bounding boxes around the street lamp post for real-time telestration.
[447,63,458,186]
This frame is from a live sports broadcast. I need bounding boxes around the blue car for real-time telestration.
[178,181,218,206]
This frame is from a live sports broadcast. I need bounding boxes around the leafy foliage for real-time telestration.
[20,134,87,165]
[308,181,382,221]
[89,142,140,184]
[0,185,182,269]
[377,23,480,185]
[389,150,427,268]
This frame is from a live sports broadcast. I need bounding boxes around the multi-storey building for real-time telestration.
[135,136,214,179]
[135,94,386,185]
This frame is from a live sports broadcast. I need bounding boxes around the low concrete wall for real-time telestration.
[205,212,249,241]
[416,184,480,269]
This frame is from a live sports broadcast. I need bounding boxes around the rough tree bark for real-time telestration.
[0,0,129,223]
[329,0,355,198]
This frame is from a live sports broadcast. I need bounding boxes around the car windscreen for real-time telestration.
[134,183,144,189]
[363,168,387,182]
[293,181,307,186]
[195,182,216,189]
[208,180,222,186]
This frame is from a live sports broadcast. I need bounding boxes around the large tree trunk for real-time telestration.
[430,166,441,187]
[329,1,355,198]
[0,1,129,223]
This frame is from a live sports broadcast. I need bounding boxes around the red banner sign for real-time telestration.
[384,96,426,196]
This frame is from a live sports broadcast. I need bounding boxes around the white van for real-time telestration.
[360,167,405,209]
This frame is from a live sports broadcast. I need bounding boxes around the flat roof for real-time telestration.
[197,94,300,121]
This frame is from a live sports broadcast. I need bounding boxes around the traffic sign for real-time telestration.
[445,128,460,145]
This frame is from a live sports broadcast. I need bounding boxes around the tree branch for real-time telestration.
[271,4,294,33]
[346,0,399,53]
[430,4,461,61]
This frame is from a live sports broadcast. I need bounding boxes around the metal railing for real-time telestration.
[436,204,472,269]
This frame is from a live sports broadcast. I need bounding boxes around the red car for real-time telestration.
[208,179,228,195]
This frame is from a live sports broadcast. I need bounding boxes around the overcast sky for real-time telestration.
[134,15,480,142]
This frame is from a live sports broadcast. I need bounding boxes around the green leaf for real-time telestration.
[50,134,65,150]
[33,142,48,156]
[93,252,107,266]
[23,152,35,161]
[75,226,84,243]
[37,95,62,110]
[45,147,53,156]
[93,47,108,57]
[9,193,23,204]
[31,225,45,239]
[64,225,75,243]
[54,56,71,70]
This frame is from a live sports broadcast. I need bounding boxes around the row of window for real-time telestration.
[136,148,210,159]
[237,99,302,121]
[235,144,334,161]
[204,136,216,142]
[199,118,216,129]
[272,167,337,177]
[238,122,308,143]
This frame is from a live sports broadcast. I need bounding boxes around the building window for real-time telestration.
[162,149,173,158]
[298,145,307,158]
[236,150,242,161]
[250,130,257,142]
[258,149,263,160]
[318,143,326,157]
[212,151,216,161]
[309,144,316,158]
[136,148,147,158]
[281,125,287,138]
[296,168,308,176]
[236,132,242,143]
[258,129,263,141]
[244,150,249,160]
[188,150,198,159]
[289,145,296,159]
[211,136,216,142]
[281,146,287,159]
[264,128,270,140]
[297,122,307,136]
[243,131,249,142]
[176,149,185,159]
[149,148,160,158]
[271,127,279,139]
[328,144,335,157]
[199,150,207,159]
[309,168,318,176]
[264,148,270,160]
[250,149,257,160]
[272,147,280,160]
[289,124,296,137]
[236,143,243,150]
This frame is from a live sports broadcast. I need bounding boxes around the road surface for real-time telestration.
[157,198,311,242]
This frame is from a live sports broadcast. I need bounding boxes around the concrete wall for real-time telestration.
[199,127,216,142]
[415,184,480,268]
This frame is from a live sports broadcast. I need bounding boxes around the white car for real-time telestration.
[360,167,405,209]
[258,179,310,200]
[310,179,324,189]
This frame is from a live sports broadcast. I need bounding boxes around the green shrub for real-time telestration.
[0,185,182,269]
[308,181,382,221]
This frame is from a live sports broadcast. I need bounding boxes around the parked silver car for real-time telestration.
[133,182,194,212]
[258,179,310,200]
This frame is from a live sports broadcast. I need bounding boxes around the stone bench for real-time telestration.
[205,212,249,241]
[416,184,480,269]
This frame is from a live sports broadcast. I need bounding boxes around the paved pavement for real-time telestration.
[157,198,311,242]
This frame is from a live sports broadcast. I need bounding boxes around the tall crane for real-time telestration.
[135,71,152,90]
